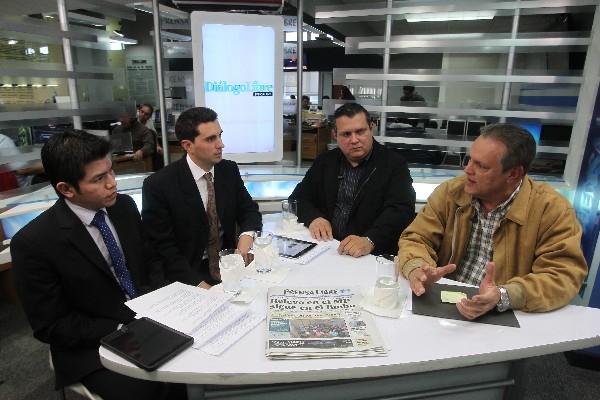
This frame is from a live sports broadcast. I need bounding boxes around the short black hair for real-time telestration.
[403,85,415,92]
[174,107,218,142]
[139,103,154,114]
[480,123,537,173]
[42,129,111,197]
[333,103,370,128]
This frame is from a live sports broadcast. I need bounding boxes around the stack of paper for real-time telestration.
[126,282,264,356]
[266,287,387,359]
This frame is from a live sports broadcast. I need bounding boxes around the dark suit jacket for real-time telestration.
[290,140,415,255]
[142,157,262,285]
[11,195,148,389]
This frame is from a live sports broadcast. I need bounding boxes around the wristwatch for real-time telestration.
[496,286,511,312]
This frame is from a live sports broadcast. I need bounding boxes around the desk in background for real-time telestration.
[301,126,332,160]
[111,154,153,174]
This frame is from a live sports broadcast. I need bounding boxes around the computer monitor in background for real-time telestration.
[109,131,134,155]
[540,124,572,143]
[31,124,70,144]
[515,121,542,144]
[466,120,486,137]
[446,120,466,137]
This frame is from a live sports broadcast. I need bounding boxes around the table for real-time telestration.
[100,215,600,399]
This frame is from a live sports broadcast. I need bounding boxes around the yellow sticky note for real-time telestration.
[441,290,467,304]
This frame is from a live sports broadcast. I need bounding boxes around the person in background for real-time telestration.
[332,85,355,100]
[138,104,164,170]
[142,107,262,288]
[11,130,185,400]
[0,133,19,190]
[400,85,425,103]
[290,103,416,257]
[398,123,587,318]
[302,95,310,110]
[112,109,155,161]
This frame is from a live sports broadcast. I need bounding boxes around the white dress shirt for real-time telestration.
[186,154,214,212]
[185,155,254,241]
[65,199,126,288]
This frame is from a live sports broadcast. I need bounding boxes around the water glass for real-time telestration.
[281,200,298,230]
[375,254,397,282]
[254,231,273,273]
[219,249,245,294]
[374,255,400,308]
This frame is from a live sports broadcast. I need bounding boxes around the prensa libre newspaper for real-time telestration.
[266,287,387,359]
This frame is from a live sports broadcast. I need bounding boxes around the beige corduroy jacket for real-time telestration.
[398,175,588,312]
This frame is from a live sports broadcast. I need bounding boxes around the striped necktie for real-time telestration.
[204,172,221,280]
[91,210,137,298]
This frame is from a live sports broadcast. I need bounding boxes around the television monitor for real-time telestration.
[32,125,71,144]
[515,121,542,144]
[466,120,486,137]
[191,11,283,163]
[540,124,572,143]
[446,120,466,137]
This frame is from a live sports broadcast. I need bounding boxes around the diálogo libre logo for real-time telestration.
[204,80,273,97]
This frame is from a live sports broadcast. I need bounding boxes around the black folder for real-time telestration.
[412,283,520,328]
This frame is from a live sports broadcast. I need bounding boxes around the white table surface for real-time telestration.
[100,214,600,385]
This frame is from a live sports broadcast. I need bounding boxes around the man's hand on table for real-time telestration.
[308,217,333,241]
[456,262,500,320]
[408,263,456,296]
[337,235,373,258]
[197,281,212,289]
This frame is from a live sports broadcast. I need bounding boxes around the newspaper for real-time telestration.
[266,287,387,359]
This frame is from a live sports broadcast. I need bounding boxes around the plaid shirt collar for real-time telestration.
[471,179,523,217]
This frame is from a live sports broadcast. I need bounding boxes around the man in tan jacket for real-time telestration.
[398,123,587,319]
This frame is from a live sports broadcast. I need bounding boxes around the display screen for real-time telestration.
[192,12,283,163]
[515,121,542,144]
[274,235,317,259]
[446,120,466,136]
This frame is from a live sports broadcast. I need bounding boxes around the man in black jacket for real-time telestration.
[142,107,262,288]
[290,103,415,257]
[11,130,183,399]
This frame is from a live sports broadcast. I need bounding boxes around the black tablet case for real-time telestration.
[101,317,194,371]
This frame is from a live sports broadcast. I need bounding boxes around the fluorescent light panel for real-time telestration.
[406,11,496,23]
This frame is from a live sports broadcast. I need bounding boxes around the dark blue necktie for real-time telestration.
[91,210,137,298]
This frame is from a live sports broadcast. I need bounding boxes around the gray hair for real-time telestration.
[479,123,537,173]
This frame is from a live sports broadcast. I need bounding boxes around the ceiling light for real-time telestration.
[39,46,49,55]
[7,40,18,45]
[406,11,496,23]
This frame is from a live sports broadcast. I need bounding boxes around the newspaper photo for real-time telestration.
[266,287,387,359]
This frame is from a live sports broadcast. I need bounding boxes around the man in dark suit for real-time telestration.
[142,107,262,288]
[11,130,183,400]
[290,103,416,257]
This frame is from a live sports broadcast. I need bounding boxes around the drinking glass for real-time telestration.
[374,255,400,308]
[254,231,274,273]
[219,249,245,294]
[281,199,298,230]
